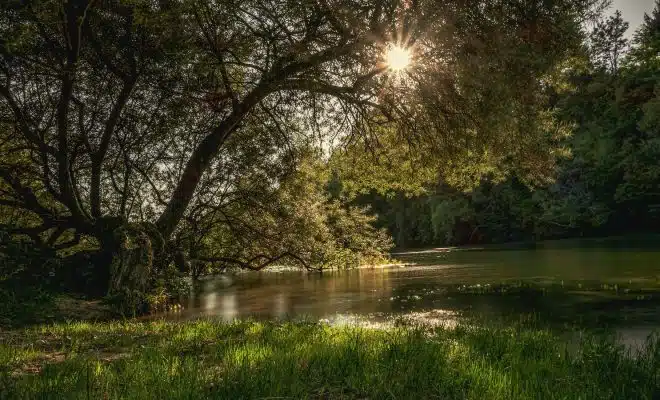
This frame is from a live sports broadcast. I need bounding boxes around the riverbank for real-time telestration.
[2,319,659,399]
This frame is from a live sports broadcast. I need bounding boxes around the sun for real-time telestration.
[386,45,411,71]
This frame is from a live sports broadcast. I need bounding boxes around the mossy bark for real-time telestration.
[102,223,164,314]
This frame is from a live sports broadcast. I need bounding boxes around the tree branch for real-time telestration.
[197,251,314,271]
[0,84,56,155]
[55,0,95,223]
[90,79,136,217]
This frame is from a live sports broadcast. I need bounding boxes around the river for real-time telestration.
[159,236,660,350]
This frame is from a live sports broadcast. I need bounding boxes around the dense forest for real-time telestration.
[360,4,660,248]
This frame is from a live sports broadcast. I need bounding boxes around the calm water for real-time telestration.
[159,236,660,349]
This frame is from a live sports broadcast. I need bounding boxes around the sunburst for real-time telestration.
[385,45,411,71]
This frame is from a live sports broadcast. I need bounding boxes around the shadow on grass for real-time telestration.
[2,319,660,399]
[0,289,117,331]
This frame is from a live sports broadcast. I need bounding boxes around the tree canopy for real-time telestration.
[371,0,660,248]
[0,0,607,310]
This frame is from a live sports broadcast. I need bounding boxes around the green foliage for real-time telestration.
[630,0,660,67]
[0,231,59,288]
[0,0,606,305]
[0,286,54,329]
[590,10,629,72]
[2,319,659,399]
[371,2,660,248]
[430,197,474,244]
[190,154,393,271]
[0,231,59,327]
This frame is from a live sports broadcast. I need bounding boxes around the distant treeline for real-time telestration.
[361,4,660,248]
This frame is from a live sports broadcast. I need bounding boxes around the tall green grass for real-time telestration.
[1,320,659,399]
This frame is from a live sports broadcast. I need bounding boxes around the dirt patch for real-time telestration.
[53,297,115,321]
[11,350,132,377]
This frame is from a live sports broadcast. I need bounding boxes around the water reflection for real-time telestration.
[274,293,287,319]
[156,237,660,349]
[221,291,237,321]
[166,268,397,322]
[204,290,216,313]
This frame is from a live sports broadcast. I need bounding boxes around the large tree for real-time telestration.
[0,0,604,298]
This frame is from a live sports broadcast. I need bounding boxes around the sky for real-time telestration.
[611,0,657,38]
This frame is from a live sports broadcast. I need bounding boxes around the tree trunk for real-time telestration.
[92,219,164,314]
[156,88,270,238]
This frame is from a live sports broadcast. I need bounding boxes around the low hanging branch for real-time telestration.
[198,252,317,272]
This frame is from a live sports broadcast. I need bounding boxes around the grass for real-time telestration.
[1,319,659,399]
[0,290,115,330]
